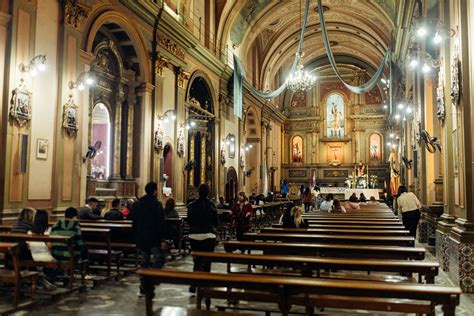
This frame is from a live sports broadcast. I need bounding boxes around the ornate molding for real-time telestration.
[436,69,445,124]
[450,45,461,107]
[62,0,89,30]
[155,55,169,78]
[177,69,190,89]
[9,79,32,127]
[159,35,186,60]
[62,95,79,137]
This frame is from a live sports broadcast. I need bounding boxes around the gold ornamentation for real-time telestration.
[450,45,461,107]
[177,70,190,89]
[159,35,185,59]
[436,70,445,123]
[154,127,164,153]
[63,0,88,30]
[155,55,169,77]
[9,79,32,127]
[63,95,79,137]
[177,127,185,158]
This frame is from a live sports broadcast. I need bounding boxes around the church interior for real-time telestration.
[0,0,474,315]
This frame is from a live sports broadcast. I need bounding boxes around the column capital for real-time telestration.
[0,12,11,27]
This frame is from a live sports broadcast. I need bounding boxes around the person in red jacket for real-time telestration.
[232,192,254,240]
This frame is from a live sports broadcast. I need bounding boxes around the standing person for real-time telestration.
[396,186,421,237]
[319,194,334,212]
[330,199,346,213]
[280,180,289,198]
[187,184,218,292]
[104,198,124,220]
[302,187,312,212]
[313,183,321,193]
[232,192,254,240]
[78,197,102,220]
[132,182,166,297]
[299,184,305,197]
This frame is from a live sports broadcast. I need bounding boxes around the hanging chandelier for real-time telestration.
[288,52,316,92]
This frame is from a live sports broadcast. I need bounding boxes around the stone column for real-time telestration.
[125,99,135,179]
[174,67,188,204]
[112,96,123,179]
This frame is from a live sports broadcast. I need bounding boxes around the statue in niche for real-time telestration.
[357,161,366,177]
[369,133,381,161]
[292,136,303,163]
[326,93,344,138]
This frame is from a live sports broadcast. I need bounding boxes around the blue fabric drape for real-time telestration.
[233,0,311,117]
[317,0,390,94]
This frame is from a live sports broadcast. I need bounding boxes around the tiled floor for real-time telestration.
[3,244,474,315]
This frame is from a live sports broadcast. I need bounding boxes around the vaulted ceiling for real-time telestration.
[219,0,398,90]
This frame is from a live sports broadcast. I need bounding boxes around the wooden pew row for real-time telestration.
[137,269,461,316]
[223,241,425,260]
[260,227,411,236]
[0,233,87,291]
[305,220,404,226]
[0,242,37,314]
[302,213,397,218]
[155,306,257,316]
[304,217,400,222]
[273,223,406,230]
[192,251,439,284]
[243,233,415,247]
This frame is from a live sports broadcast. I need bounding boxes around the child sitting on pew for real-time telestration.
[51,207,87,262]
[282,206,309,229]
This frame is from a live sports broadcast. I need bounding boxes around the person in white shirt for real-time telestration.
[396,186,422,237]
[319,194,334,212]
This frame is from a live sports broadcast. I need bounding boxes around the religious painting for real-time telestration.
[369,133,382,161]
[290,90,306,107]
[291,136,303,163]
[327,143,344,165]
[326,93,345,138]
[365,86,383,105]
[320,82,350,101]
[10,80,32,127]
[62,95,79,137]
[288,169,307,178]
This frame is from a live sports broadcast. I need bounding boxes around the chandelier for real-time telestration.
[288,52,316,92]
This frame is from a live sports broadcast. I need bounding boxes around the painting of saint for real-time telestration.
[292,136,303,163]
[369,133,381,161]
[326,93,344,137]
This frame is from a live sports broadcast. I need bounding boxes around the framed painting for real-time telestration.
[10,80,32,127]
[327,143,344,165]
[63,95,79,137]
[36,138,48,160]
[291,135,303,163]
[369,133,382,162]
[326,93,345,138]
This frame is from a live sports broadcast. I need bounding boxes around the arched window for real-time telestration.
[291,136,303,163]
[163,144,173,187]
[91,103,111,179]
[326,93,345,137]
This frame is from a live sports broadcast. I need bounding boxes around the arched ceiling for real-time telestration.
[220,0,396,90]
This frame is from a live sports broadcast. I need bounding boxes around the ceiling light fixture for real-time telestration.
[288,52,316,92]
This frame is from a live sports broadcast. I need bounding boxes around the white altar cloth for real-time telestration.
[317,187,380,200]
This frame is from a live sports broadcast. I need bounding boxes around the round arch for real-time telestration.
[225,167,238,202]
[82,9,150,83]
[323,91,348,139]
[290,134,304,164]
[368,131,384,163]
[186,70,218,107]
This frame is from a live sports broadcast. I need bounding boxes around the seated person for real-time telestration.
[164,198,179,219]
[330,199,346,213]
[282,206,309,229]
[78,197,102,220]
[51,207,86,262]
[349,193,358,203]
[163,198,180,248]
[27,209,57,290]
[313,194,324,210]
[319,194,334,212]
[264,192,274,202]
[367,196,380,205]
[279,202,294,225]
[359,193,367,203]
[104,198,124,220]
[11,207,36,260]
[215,196,228,209]
[122,198,137,220]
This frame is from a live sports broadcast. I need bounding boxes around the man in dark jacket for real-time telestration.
[132,182,165,297]
[78,197,102,220]
[104,198,124,220]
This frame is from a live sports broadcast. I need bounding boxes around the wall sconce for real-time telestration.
[243,143,253,152]
[158,110,177,123]
[69,71,95,91]
[19,55,47,76]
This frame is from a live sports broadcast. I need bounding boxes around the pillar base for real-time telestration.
[436,215,456,272]
[447,218,474,292]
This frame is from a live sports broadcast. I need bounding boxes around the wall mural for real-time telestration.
[326,93,344,138]
[319,82,350,101]
[369,133,381,161]
[290,90,306,107]
[292,136,303,163]
[365,86,383,104]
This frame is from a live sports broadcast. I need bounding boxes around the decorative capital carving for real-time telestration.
[177,69,190,89]
[159,35,186,60]
[155,55,169,77]
[62,0,89,30]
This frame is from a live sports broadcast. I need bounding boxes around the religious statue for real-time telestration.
[292,140,303,162]
[357,161,366,177]
[330,102,343,137]
[370,143,379,160]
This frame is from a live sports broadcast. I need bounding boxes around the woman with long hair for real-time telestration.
[319,194,334,212]
[330,199,346,213]
[302,187,312,212]
[396,185,421,237]
[283,206,308,228]
[232,192,254,240]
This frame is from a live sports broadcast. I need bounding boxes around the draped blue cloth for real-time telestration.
[317,0,390,94]
[233,0,311,118]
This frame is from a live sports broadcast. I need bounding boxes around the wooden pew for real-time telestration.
[222,241,425,260]
[0,242,38,313]
[260,227,411,236]
[243,233,415,247]
[273,223,406,230]
[303,214,397,219]
[137,269,461,316]
[0,232,87,290]
[191,251,439,284]
[305,220,404,227]
[154,306,258,316]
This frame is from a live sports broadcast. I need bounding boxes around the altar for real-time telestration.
[317,187,380,200]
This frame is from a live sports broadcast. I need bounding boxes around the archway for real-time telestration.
[225,167,238,202]
[185,75,216,202]
[163,143,173,187]
[91,103,111,179]
[244,107,261,195]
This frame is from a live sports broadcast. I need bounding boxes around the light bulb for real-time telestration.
[409,59,418,69]
[190,121,196,127]
[85,77,94,85]
[37,63,46,72]
[390,133,394,138]
[383,104,388,109]
[422,63,431,73]
[417,26,427,38]
[381,78,387,84]
[164,118,169,123]
[398,103,405,109]
[406,107,412,114]
[30,67,38,77]
[394,114,401,120]
[245,147,249,151]
[403,116,407,121]
[433,32,442,44]
[185,124,190,130]
[230,137,235,142]
[387,142,392,146]
[249,144,253,148]
[171,114,177,120]
[78,83,85,91]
